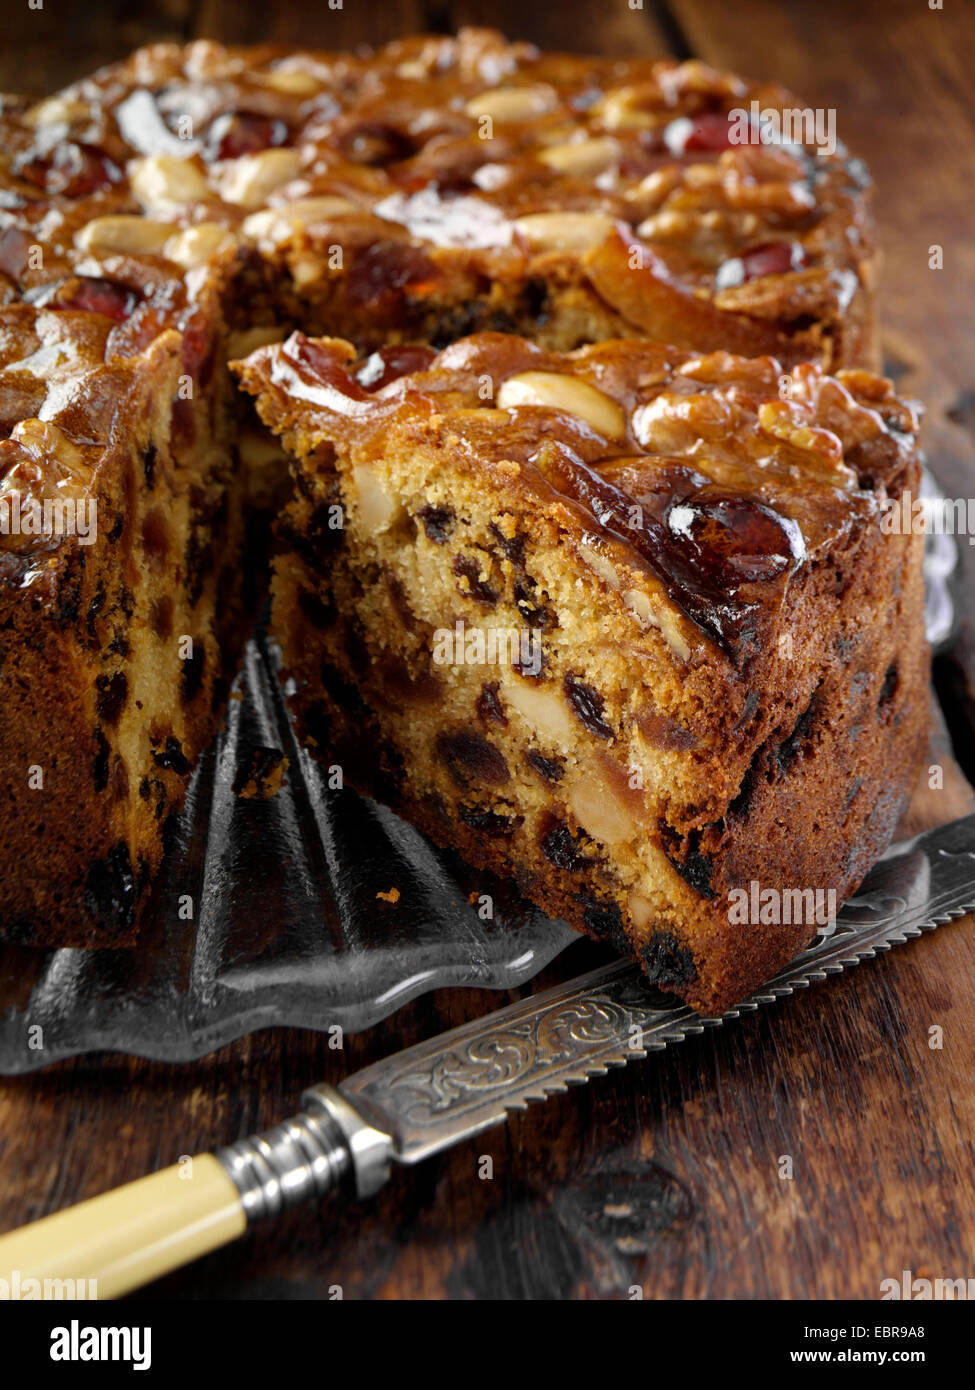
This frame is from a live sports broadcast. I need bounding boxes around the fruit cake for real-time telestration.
[0,28,924,1006]
[233,330,928,1015]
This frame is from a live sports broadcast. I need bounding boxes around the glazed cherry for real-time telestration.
[282,333,371,403]
[16,143,122,198]
[663,112,739,157]
[715,240,807,288]
[344,240,441,309]
[666,493,805,585]
[531,445,803,653]
[204,111,289,161]
[106,303,169,357]
[356,343,437,390]
[54,276,140,322]
[337,120,414,166]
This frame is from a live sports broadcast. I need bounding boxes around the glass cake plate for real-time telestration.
[0,470,959,1073]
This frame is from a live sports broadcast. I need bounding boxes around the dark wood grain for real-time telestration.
[0,0,973,1301]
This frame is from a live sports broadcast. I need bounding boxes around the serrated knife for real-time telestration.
[1,812,973,1299]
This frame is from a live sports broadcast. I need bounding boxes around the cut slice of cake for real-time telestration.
[234,330,929,1014]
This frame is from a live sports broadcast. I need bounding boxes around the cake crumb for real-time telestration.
[233,746,289,800]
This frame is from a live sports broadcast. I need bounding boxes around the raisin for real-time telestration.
[356,344,436,390]
[666,493,800,587]
[459,806,522,836]
[526,749,564,783]
[436,730,510,789]
[93,729,110,792]
[523,277,550,323]
[660,824,716,899]
[488,523,526,567]
[452,554,499,606]
[95,671,128,726]
[564,674,614,740]
[641,931,697,987]
[673,851,714,899]
[205,111,289,161]
[345,241,441,310]
[732,690,760,733]
[143,443,158,490]
[577,896,628,951]
[878,662,898,709]
[727,762,760,820]
[84,843,136,934]
[541,822,590,872]
[297,588,336,629]
[337,120,413,165]
[150,594,174,640]
[54,275,140,323]
[385,572,414,629]
[476,682,507,727]
[514,579,555,629]
[152,735,191,775]
[180,645,205,704]
[319,663,367,717]
[302,701,333,752]
[776,702,816,772]
[17,142,122,197]
[51,572,82,626]
[136,777,166,820]
[417,504,455,543]
[512,648,546,681]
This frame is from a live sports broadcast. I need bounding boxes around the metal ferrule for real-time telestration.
[216,1083,394,1225]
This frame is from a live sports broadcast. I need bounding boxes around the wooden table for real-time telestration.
[1,0,974,1300]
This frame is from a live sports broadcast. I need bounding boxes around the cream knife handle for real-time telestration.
[0,1086,393,1299]
[0,1156,246,1300]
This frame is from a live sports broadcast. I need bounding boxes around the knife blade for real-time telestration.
[1,811,973,1298]
[333,808,975,1167]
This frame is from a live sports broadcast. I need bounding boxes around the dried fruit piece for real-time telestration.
[564,674,614,740]
[715,240,807,288]
[52,275,140,322]
[205,111,290,162]
[436,730,510,789]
